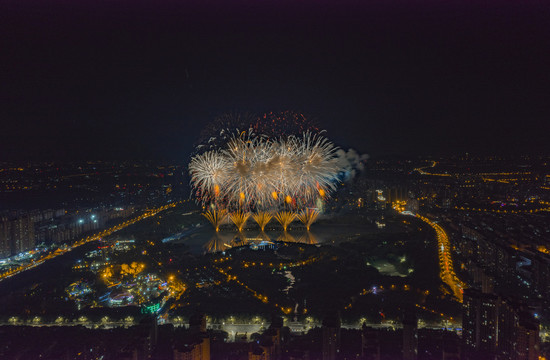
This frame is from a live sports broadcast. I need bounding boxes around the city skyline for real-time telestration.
[0,155,548,358]
[1,1,549,359]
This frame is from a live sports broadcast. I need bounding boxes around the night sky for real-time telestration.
[2,0,549,161]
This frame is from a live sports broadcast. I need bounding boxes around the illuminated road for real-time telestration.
[0,202,179,282]
[452,200,550,214]
[214,265,293,315]
[414,160,436,175]
[212,255,321,316]
[414,161,451,177]
[416,214,465,302]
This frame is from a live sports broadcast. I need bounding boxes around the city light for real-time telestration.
[417,215,465,302]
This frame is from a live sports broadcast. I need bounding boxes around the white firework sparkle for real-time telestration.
[189,131,341,211]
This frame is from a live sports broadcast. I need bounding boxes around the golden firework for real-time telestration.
[275,211,296,231]
[252,211,273,232]
[203,209,228,232]
[296,209,319,231]
[230,210,251,232]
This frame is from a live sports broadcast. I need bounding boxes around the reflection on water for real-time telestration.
[298,231,318,245]
[176,223,371,255]
[229,232,249,248]
[277,231,297,243]
[203,233,231,253]
[202,230,319,253]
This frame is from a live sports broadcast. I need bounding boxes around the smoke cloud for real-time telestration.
[334,148,369,181]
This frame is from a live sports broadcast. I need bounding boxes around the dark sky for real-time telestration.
[1,0,549,161]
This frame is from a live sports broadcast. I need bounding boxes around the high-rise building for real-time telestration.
[442,338,460,360]
[498,303,540,360]
[402,311,418,360]
[174,313,210,360]
[462,289,539,360]
[361,324,380,360]
[11,215,35,254]
[462,288,498,358]
[322,313,341,360]
[515,313,539,360]
[497,298,518,359]
[248,346,268,360]
[189,313,207,333]
[0,215,36,257]
[251,316,283,360]
[264,316,283,360]
[0,220,10,258]
[174,336,210,360]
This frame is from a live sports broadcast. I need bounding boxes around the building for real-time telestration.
[0,215,36,256]
[174,314,210,360]
[462,289,499,358]
[174,336,210,360]
[515,313,540,360]
[361,324,380,360]
[322,314,341,360]
[248,345,269,360]
[174,313,210,360]
[0,220,10,258]
[462,289,540,360]
[189,313,207,333]
[402,311,418,360]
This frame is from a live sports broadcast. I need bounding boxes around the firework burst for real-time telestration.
[189,151,230,205]
[189,131,341,211]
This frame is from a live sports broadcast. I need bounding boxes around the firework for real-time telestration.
[195,111,318,155]
[274,211,296,231]
[253,111,319,138]
[229,210,251,232]
[202,209,227,232]
[297,209,319,231]
[189,131,340,211]
[189,151,230,205]
[252,211,273,232]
